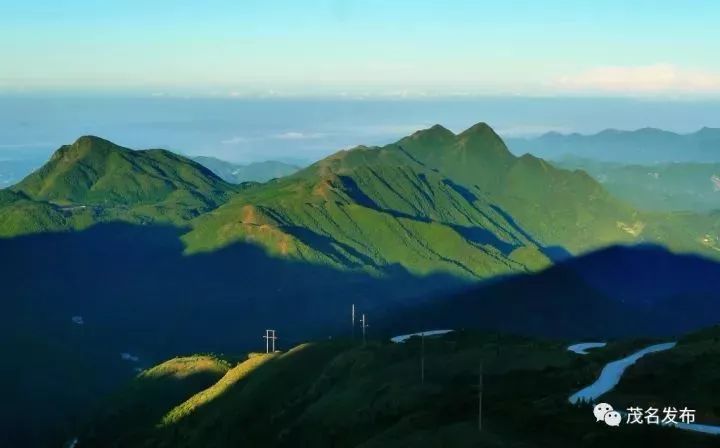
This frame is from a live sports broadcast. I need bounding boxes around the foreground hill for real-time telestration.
[507,127,720,164]
[75,330,720,448]
[192,156,300,183]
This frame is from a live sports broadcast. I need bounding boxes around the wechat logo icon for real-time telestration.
[593,403,621,427]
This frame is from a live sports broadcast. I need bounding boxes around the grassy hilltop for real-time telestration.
[77,329,720,448]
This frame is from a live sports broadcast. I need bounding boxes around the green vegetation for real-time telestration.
[3,127,720,447]
[192,156,300,183]
[2,136,237,232]
[81,355,231,446]
[3,126,719,280]
[183,123,720,278]
[78,331,720,447]
[554,157,720,213]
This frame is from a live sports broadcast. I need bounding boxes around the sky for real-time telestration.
[2,0,720,97]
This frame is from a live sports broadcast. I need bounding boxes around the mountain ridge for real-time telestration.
[3,136,237,230]
[507,127,720,163]
[191,156,300,183]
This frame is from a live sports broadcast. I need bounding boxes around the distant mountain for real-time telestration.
[14,136,232,207]
[0,159,41,188]
[389,245,720,338]
[554,157,720,212]
[192,156,300,183]
[506,127,720,163]
[1,136,236,235]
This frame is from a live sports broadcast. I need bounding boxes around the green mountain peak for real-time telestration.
[406,124,455,143]
[6,137,236,230]
[457,121,495,137]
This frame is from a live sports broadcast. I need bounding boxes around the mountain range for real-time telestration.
[2,123,720,446]
[507,127,720,164]
[191,156,300,183]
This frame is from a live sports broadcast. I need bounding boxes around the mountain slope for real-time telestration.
[14,136,233,207]
[184,123,683,280]
[78,332,720,448]
[192,156,300,183]
[391,123,640,252]
[184,130,558,280]
[1,136,237,233]
[388,245,720,338]
[554,157,720,212]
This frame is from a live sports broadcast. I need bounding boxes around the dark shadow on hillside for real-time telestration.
[281,225,380,268]
[80,361,226,446]
[0,221,467,447]
[380,244,720,340]
[337,174,518,255]
[338,174,571,260]
[488,203,573,262]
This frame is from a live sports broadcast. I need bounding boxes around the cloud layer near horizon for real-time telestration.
[556,64,720,95]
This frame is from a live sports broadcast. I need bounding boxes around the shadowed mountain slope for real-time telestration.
[386,245,720,338]
[0,221,467,447]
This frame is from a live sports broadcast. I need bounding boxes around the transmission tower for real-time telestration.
[263,329,277,353]
[360,313,368,346]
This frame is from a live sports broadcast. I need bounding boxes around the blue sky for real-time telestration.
[2,0,720,96]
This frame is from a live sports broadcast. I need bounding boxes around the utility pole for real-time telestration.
[421,332,425,384]
[263,329,278,353]
[478,362,483,432]
[351,304,355,340]
[360,314,368,346]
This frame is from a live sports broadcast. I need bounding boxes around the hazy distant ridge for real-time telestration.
[507,127,720,163]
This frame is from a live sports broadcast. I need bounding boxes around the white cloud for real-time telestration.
[273,132,327,140]
[556,64,720,94]
[220,131,327,145]
[220,136,249,145]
